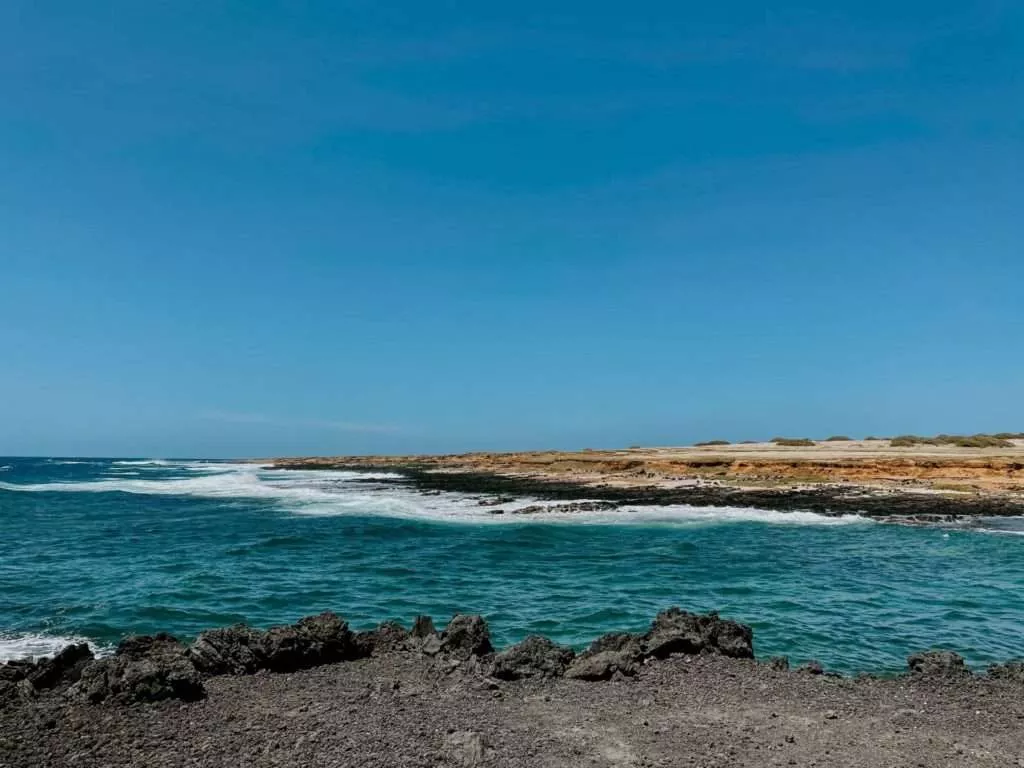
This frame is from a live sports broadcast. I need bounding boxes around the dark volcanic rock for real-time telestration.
[188,624,266,675]
[440,615,493,659]
[68,634,204,704]
[355,621,411,657]
[565,633,644,681]
[767,656,790,672]
[987,661,1024,682]
[907,650,970,679]
[491,636,575,680]
[644,608,754,659]
[411,615,437,639]
[189,612,357,675]
[26,643,94,691]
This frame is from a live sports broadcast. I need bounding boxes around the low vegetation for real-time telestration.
[695,440,731,447]
[772,438,816,447]
[889,434,1015,449]
[824,435,852,442]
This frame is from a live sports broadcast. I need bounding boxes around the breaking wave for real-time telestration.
[0,632,111,663]
[0,462,873,527]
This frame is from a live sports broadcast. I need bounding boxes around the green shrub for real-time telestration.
[824,435,852,442]
[773,438,816,447]
[890,437,917,447]
[695,440,731,447]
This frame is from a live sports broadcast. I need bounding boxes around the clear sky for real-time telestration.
[2,1,1022,458]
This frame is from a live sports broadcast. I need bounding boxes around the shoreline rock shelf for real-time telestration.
[2,607,1019,711]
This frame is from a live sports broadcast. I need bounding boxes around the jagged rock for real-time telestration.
[0,678,37,709]
[189,612,357,675]
[354,621,410,657]
[68,634,204,704]
[987,661,1024,682]
[491,636,575,680]
[26,644,94,691]
[565,633,644,681]
[411,615,436,639]
[907,650,970,679]
[188,624,266,675]
[767,656,790,672]
[440,615,493,659]
[0,660,33,684]
[644,608,753,659]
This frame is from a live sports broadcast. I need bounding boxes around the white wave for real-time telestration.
[0,465,9,472]
[0,632,110,663]
[0,461,872,528]
[46,460,103,466]
[111,459,174,466]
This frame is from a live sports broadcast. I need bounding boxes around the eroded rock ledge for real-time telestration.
[2,608,1020,710]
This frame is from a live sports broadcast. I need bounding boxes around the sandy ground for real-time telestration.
[4,653,1023,768]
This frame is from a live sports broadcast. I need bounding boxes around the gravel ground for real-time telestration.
[3,653,1022,767]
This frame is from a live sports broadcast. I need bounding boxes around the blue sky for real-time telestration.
[2,1,1022,457]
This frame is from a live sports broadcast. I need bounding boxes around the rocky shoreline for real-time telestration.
[276,461,1024,522]
[3,609,1024,766]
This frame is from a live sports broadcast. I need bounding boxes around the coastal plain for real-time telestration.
[270,439,1024,520]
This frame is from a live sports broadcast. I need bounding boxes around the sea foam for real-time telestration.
[0,632,110,663]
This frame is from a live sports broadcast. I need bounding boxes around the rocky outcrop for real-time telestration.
[491,636,575,680]
[440,615,493,659]
[644,609,754,659]
[907,650,970,679]
[187,624,266,675]
[67,634,204,704]
[188,612,357,675]
[987,661,1024,682]
[565,633,644,680]
[354,621,412,657]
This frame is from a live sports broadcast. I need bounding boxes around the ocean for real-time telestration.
[1,457,1022,674]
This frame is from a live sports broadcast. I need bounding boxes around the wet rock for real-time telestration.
[767,656,790,672]
[566,633,644,681]
[987,661,1024,682]
[440,615,493,659]
[644,608,754,659]
[491,636,575,680]
[907,651,970,679]
[26,643,94,691]
[68,634,204,704]
[188,624,266,676]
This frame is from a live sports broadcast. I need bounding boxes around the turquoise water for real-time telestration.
[1,457,1022,674]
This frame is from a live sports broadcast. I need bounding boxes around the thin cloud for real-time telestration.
[200,411,400,434]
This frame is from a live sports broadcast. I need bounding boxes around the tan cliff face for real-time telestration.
[270,440,1024,497]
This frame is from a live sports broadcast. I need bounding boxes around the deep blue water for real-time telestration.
[1,457,1022,674]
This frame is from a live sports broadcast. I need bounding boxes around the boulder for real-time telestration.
[907,650,970,679]
[491,636,575,680]
[68,634,204,704]
[644,608,753,659]
[440,615,493,659]
[987,661,1024,682]
[0,678,37,709]
[188,624,266,676]
[565,633,644,681]
[26,643,94,691]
